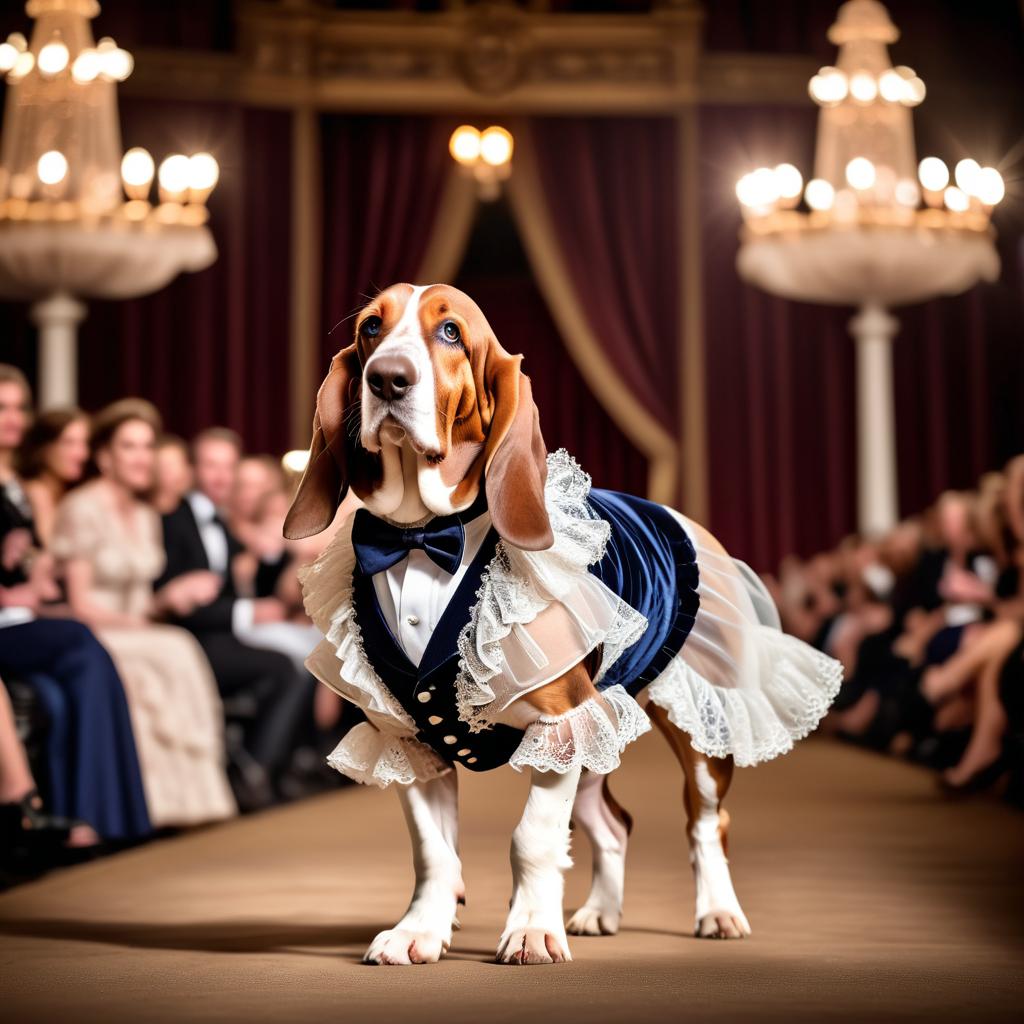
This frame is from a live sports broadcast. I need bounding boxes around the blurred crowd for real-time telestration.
[0,364,356,884]
[769,458,1024,805]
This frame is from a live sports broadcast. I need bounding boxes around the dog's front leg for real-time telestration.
[364,770,463,965]
[496,765,581,965]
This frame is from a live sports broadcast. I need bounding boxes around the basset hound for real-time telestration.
[286,283,840,965]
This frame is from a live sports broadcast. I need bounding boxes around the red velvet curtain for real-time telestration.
[528,117,681,442]
[319,115,453,365]
[74,98,293,454]
[456,200,648,497]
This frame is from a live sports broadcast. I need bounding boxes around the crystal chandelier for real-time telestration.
[0,0,219,409]
[735,0,1002,536]
[448,124,514,201]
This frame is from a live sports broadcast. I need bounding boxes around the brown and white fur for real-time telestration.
[286,283,750,964]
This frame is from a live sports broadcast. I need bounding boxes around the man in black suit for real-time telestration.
[157,427,313,807]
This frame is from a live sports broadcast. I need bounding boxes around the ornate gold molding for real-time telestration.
[121,2,814,111]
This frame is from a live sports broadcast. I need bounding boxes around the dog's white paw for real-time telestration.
[496,926,572,965]
[695,909,751,940]
[566,904,620,936]
[363,928,449,965]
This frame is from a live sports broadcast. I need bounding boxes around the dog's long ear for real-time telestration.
[284,345,362,540]
[482,345,553,551]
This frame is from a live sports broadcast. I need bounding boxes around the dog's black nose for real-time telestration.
[366,353,419,401]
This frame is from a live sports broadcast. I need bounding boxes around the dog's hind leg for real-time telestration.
[566,770,633,936]
[363,770,465,965]
[647,702,751,939]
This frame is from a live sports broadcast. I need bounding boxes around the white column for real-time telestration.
[850,302,900,536]
[31,292,86,410]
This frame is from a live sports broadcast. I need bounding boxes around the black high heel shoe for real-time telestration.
[0,788,76,841]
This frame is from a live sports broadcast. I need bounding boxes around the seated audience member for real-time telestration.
[18,407,90,546]
[157,427,314,806]
[51,400,236,828]
[0,679,77,870]
[0,364,151,847]
[154,433,193,516]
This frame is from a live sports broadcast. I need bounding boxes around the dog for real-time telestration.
[287,283,841,965]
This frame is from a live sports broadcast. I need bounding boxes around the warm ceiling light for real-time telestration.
[37,40,69,76]
[449,125,481,166]
[121,147,155,198]
[187,152,219,192]
[72,48,101,83]
[157,154,191,197]
[808,66,847,105]
[849,72,878,103]
[282,449,310,473]
[845,157,876,191]
[954,158,981,196]
[736,167,779,209]
[480,126,514,167]
[975,167,1005,206]
[9,49,34,79]
[773,163,803,201]
[894,179,920,207]
[37,150,68,185]
[917,157,949,192]
[943,186,969,212]
[804,178,836,211]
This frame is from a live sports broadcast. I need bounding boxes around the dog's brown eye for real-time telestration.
[442,320,461,343]
[363,316,382,338]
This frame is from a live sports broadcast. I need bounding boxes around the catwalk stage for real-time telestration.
[2,733,1022,1023]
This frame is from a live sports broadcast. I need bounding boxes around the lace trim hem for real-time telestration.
[326,723,454,788]
[645,626,843,767]
[507,685,651,775]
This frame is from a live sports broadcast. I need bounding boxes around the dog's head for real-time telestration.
[284,283,553,550]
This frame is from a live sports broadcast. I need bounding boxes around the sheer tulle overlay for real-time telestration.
[299,450,841,786]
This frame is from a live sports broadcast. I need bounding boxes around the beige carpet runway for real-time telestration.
[1,733,1022,1023]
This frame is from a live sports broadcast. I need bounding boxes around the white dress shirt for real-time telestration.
[185,490,254,635]
[371,510,492,666]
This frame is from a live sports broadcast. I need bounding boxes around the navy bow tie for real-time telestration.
[352,509,466,577]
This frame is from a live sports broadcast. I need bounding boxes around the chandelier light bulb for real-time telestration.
[849,72,878,104]
[975,167,1005,206]
[121,147,155,190]
[480,126,514,167]
[282,450,311,474]
[845,157,876,191]
[878,70,905,102]
[0,41,18,73]
[773,163,803,201]
[918,157,949,192]
[158,154,191,197]
[449,125,481,166]
[187,152,220,192]
[894,178,920,208]
[9,49,34,79]
[37,150,68,186]
[37,40,69,77]
[954,158,982,196]
[943,186,969,213]
[903,76,926,106]
[72,49,101,83]
[804,178,835,211]
[100,46,133,82]
[808,66,848,106]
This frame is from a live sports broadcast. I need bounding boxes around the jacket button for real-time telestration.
[428,715,443,725]
[457,748,471,757]
[417,692,431,703]
[467,757,478,764]
[443,735,458,745]
[406,614,420,626]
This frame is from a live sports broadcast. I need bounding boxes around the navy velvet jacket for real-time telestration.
[352,490,700,773]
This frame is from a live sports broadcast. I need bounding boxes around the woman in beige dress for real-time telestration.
[51,399,236,828]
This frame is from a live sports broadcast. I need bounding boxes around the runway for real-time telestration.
[2,732,1022,1023]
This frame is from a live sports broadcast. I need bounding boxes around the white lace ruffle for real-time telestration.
[455,449,648,732]
[327,722,453,788]
[508,684,652,775]
[299,517,417,729]
[647,624,842,767]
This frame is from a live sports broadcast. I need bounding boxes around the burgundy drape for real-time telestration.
[320,115,453,366]
[700,104,857,571]
[528,117,681,441]
[72,98,293,454]
[456,201,648,497]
